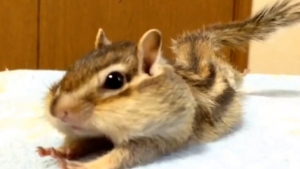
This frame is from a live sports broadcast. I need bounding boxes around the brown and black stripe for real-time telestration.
[171,26,239,129]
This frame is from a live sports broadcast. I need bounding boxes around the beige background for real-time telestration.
[249,0,300,75]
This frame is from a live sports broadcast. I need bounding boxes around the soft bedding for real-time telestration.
[0,69,299,169]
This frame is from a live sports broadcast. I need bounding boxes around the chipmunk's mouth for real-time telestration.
[70,125,83,130]
[69,125,101,137]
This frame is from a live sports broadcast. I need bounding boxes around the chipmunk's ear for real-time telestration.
[137,29,163,75]
[95,28,112,49]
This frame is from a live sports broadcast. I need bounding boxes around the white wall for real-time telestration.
[249,0,300,75]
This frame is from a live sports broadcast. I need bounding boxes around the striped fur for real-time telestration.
[171,0,300,142]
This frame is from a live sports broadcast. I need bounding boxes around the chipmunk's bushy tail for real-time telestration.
[172,0,300,51]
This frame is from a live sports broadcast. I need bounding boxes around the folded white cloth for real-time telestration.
[0,70,299,169]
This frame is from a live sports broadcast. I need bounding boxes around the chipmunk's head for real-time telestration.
[45,28,196,143]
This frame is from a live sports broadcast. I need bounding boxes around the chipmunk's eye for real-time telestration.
[103,71,124,89]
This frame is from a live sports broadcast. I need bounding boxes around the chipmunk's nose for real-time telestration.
[56,111,69,122]
[51,109,69,121]
[50,102,70,122]
[50,95,74,122]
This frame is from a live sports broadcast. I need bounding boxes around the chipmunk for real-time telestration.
[37,0,300,169]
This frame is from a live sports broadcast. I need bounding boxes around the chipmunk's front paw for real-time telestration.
[36,146,80,160]
[37,146,68,159]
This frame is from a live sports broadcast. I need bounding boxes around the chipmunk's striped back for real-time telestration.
[171,0,300,142]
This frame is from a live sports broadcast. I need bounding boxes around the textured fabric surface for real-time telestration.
[0,69,299,169]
